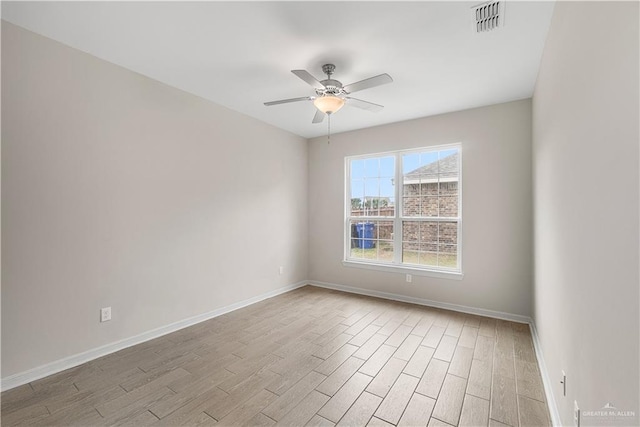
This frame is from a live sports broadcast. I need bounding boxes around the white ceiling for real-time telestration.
[2,1,555,139]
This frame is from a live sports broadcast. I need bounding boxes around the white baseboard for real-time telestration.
[309,280,561,426]
[0,280,308,392]
[528,320,562,426]
[2,277,561,427]
[308,280,531,324]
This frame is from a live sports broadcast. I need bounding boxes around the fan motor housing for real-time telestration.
[318,79,344,96]
[321,79,342,88]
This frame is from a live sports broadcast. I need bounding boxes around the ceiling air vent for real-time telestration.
[472,1,505,33]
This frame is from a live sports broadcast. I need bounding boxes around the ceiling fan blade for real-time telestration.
[343,73,393,94]
[312,109,325,124]
[292,70,325,88]
[264,96,312,106]
[345,97,384,112]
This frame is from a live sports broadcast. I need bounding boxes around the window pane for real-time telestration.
[402,148,460,219]
[421,151,439,168]
[402,220,458,269]
[378,220,394,262]
[402,220,419,241]
[349,220,394,264]
[420,221,438,244]
[438,253,457,268]
[380,156,395,178]
[363,179,380,216]
[402,153,420,174]
[350,156,395,217]
[439,149,459,175]
[351,246,365,260]
[438,242,457,268]
[351,159,365,179]
[351,180,364,198]
[379,177,395,217]
[403,220,437,266]
[349,220,371,259]
[364,178,379,197]
[438,243,457,255]
[350,198,363,216]
[364,158,379,177]
[403,182,417,196]
[378,240,394,262]
[423,182,438,195]
[419,251,438,267]
[438,221,459,268]
[439,221,458,244]
[439,196,458,217]
[439,181,458,196]
[387,197,395,215]
[402,242,420,265]
[421,196,438,216]
[403,197,419,217]
[350,179,364,216]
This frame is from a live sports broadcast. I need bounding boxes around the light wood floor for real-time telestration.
[1,286,551,427]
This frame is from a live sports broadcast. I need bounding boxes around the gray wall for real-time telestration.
[532,2,639,424]
[308,99,534,317]
[1,22,309,377]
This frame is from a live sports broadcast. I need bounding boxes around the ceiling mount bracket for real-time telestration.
[322,63,336,78]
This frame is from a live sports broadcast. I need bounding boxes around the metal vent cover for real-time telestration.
[472,1,505,33]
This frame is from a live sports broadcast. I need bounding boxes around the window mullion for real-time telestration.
[344,158,351,261]
[393,152,402,265]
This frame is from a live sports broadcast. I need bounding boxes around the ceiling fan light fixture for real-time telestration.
[264,64,392,124]
[313,95,345,115]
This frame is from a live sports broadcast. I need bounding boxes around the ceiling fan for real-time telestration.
[264,64,393,124]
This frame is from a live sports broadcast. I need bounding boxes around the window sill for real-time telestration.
[342,260,464,280]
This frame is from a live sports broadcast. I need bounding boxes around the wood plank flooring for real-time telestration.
[1,286,551,426]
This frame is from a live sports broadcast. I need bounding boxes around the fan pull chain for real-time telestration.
[327,113,331,144]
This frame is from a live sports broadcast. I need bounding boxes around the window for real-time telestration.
[345,145,462,277]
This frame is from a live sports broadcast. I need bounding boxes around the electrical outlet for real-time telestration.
[406,274,412,283]
[279,266,284,275]
[100,307,112,322]
[574,400,580,427]
[561,370,567,396]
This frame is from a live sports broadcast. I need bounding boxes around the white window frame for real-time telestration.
[342,143,463,280]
